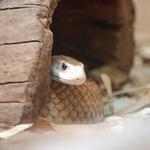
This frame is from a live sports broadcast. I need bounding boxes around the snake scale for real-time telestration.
[41,55,104,124]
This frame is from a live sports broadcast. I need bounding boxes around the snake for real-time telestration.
[41,55,104,124]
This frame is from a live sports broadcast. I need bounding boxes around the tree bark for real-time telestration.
[0,0,58,128]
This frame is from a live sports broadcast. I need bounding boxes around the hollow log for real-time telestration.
[0,0,135,128]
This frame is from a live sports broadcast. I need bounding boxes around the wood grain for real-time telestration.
[0,0,58,128]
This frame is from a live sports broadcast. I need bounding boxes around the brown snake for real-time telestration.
[41,55,103,124]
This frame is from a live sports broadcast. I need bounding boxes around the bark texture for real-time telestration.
[0,0,58,128]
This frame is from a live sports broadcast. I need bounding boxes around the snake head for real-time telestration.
[51,55,86,85]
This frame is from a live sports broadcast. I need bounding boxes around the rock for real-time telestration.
[104,96,137,116]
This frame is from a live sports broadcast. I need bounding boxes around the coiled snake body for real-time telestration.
[41,55,103,124]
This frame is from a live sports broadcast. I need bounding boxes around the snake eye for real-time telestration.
[61,63,68,70]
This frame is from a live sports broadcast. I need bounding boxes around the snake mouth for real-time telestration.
[51,75,86,85]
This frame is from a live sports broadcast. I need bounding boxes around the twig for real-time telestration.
[100,74,114,114]
[112,84,150,96]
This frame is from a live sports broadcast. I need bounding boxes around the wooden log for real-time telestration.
[0,0,58,128]
[0,0,135,129]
